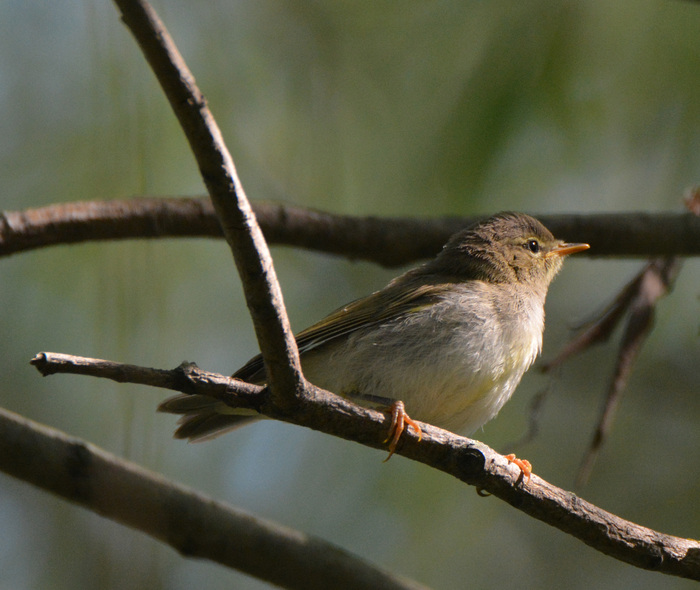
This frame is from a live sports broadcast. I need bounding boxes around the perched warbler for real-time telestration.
[159,212,589,469]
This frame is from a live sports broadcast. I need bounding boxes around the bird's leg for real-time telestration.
[346,392,423,460]
[504,454,532,482]
[383,400,423,461]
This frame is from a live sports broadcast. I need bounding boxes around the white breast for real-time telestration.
[304,282,546,434]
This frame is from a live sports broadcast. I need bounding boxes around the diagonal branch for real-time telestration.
[574,258,682,486]
[113,0,303,407]
[28,352,700,582]
[0,404,428,590]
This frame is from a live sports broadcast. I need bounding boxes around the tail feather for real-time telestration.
[158,393,222,414]
[174,412,257,442]
[159,394,258,442]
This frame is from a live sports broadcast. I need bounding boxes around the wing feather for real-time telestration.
[234,280,453,382]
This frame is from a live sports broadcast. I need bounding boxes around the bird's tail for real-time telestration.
[158,394,259,442]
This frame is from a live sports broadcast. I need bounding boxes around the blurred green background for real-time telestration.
[1,1,699,589]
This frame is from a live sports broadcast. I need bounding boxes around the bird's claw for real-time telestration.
[505,453,532,483]
[383,400,422,461]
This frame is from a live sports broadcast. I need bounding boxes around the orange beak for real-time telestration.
[548,242,590,257]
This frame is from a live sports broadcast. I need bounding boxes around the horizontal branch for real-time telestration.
[2,199,699,266]
[0,404,427,590]
[30,352,700,582]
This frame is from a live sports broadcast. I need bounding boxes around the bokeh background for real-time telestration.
[1,1,699,589]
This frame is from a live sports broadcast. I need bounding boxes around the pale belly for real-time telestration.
[302,289,544,434]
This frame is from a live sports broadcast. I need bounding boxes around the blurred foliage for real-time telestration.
[0,1,699,589]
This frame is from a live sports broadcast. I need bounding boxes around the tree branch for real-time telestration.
[29,352,700,582]
[0,404,428,590]
[113,0,303,408]
[2,198,700,265]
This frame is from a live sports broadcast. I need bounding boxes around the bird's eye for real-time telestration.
[525,239,540,254]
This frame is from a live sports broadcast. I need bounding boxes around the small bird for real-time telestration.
[159,213,589,471]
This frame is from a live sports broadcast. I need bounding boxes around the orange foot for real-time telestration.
[505,454,532,482]
[383,400,422,461]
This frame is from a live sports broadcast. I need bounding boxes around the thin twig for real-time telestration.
[543,261,657,372]
[575,258,682,486]
[29,352,700,582]
[543,258,682,486]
